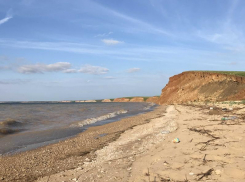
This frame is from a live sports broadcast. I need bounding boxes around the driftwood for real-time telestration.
[196,168,213,180]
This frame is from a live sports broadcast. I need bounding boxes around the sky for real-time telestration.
[0,0,245,101]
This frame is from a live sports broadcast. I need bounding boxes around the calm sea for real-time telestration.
[0,102,155,155]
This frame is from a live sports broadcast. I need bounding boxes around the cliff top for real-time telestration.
[185,71,245,77]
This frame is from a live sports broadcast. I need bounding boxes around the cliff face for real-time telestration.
[159,71,245,104]
[113,98,130,102]
[146,96,159,103]
[102,99,112,102]
[129,97,144,102]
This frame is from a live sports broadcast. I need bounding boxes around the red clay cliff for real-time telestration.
[159,71,245,104]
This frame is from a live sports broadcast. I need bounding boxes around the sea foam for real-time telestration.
[71,110,128,127]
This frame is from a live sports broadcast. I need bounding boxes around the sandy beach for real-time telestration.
[1,103,245,181]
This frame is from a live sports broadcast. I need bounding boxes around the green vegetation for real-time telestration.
[95,100,103,102]
[187,71,245,77]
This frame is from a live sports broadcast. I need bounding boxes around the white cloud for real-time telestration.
[127,68,141,73]
[101,39,123,45]
[63,69,77,73]
[18,62,71,74]
[0,9,13,25]
[78,65,109,75]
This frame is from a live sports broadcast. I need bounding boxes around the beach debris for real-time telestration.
[221,116,237,121]
[172,138,180,143]
[210,107,213,110]
[229,108,233,111]
[196,168,213,180]
[161,130,170,134]
[160,177,171,181]
[222,108,227,111]
[189,172,194,176]
[203,154,207,163]
[163,161,169,165]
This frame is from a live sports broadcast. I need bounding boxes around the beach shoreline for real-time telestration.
[0,105,166,182]
[37,103,245,182]
[2,103,245,182]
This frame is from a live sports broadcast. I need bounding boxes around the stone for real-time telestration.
[215,169,221,175]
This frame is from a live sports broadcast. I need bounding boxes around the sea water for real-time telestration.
[0,102,155,155]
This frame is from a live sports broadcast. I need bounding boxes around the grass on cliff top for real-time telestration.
[187,71,245,77]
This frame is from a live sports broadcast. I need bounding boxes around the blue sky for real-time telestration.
[0,0,244,101]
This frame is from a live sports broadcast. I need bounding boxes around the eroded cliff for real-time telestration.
[159,71,245,104]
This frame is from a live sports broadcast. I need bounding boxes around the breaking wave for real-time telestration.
[71,110,128,127]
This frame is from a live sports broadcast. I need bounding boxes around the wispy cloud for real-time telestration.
[127,68,141,73]
[0,9,13,25]
[78,65,109,75]
[0,39,222,65]
[92,1,173,37]
[196,0,245,52]
[0,79,30,85]
[62,69,77,73]
[104,76,116,79]
[101,39,123,45]
[95,32,113,38]
[18,62,71,74]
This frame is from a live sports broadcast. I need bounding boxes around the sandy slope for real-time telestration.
[37,104,245,182]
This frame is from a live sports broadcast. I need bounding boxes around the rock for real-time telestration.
[85,158,91,162]
[215,169,221,175]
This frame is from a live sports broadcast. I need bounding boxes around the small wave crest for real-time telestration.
[143,103,156,110]
[71,110,128,127]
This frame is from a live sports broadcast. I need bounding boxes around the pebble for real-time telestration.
[85,158,91,162]
[215,169,221,175]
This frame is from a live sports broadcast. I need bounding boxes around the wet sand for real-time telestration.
[0,105,166,182]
